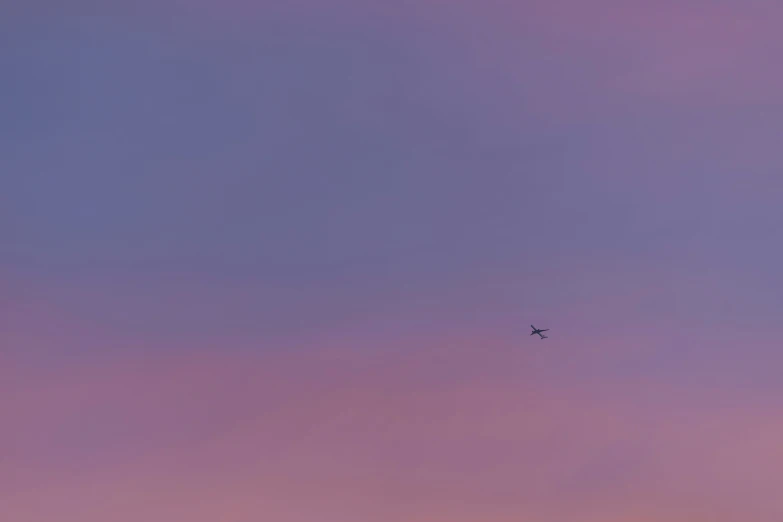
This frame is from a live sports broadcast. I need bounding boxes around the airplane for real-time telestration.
[530,325,548,339]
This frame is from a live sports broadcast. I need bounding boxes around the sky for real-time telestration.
[4,1,783,520]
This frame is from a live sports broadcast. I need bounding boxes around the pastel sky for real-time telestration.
[4,1,783,520]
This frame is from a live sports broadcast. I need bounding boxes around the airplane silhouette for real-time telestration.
[530,325,548,339]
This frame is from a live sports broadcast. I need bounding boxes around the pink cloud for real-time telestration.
[5,331,783,520]
[513,0,783,104]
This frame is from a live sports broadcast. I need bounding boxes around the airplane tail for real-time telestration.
[541,335,548,339]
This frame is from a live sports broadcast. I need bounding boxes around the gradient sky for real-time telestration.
[4,1,783,520]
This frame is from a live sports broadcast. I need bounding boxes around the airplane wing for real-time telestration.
[540,329,549,332]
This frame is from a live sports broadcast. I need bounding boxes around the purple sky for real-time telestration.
[5,1,783,520]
